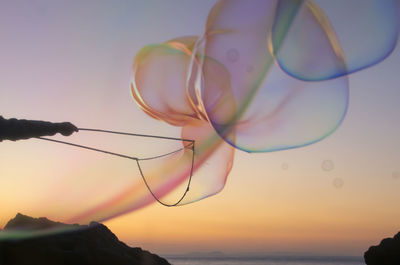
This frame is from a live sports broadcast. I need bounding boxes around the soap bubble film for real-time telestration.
[129,0,397,208]
[1,0,399,239]
[131,37,235,206]
[321,160,334,172]
[333,177,344,189]
[197,0,349,152]
[273,0,400,81]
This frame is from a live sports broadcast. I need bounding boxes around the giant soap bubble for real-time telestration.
[1,0,398,239]
[272,0,400,81]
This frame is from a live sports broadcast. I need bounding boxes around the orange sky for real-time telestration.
[1,0,400,256]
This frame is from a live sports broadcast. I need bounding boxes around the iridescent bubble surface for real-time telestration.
[131,38,235,206]
[1,0,399,241]
[197,0,349,152]
[273,0,400,81]
[129,0,398,208]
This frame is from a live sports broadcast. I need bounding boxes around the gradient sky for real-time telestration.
[1,0,400,256]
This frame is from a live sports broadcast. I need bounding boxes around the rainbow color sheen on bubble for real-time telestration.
[197,0,348,153]
[273,0,400,81]
[2,0,399,238]
[129,0,398,206]
[130,36,235,206]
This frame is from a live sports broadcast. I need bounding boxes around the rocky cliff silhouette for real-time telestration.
[0,213,170,265]
[364,231,400,265]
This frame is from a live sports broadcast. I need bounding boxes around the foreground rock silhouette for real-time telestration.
[0,213,171,265]
[364,231,400,265]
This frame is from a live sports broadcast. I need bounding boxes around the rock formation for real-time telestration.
[364,231,400,265]
[0,213,170,265]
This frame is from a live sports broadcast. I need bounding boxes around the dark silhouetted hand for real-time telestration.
[0,116,79,141]
[57,122,79,136]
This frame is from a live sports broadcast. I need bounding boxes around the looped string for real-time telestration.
[36,127,195,207]
[137,141,195,207]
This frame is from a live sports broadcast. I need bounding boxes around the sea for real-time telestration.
[166,256,365,265]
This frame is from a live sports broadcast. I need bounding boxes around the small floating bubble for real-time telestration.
[333,177,344,189]
[321,160,334,171]
[226,48,239,63]
[281,163,289,170]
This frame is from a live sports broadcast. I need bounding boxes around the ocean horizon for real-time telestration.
[166,255,365,265]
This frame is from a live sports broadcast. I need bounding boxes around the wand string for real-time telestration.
[36,127,195,207]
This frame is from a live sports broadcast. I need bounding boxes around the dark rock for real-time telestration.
[364,231,400,265]
[4,213,68,231]
[0,213,171,265]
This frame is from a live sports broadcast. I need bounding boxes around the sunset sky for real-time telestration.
[1,0,399,256]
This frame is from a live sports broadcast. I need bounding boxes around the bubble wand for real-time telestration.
[0,116,195,207]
